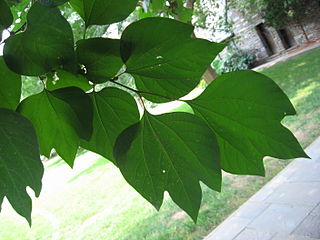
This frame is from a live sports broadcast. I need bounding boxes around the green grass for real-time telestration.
[1,47,319,240]
[260,47,320,148]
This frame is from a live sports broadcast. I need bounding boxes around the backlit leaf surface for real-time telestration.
[121,17,225,102]
[70,0,138,26]
[114,112,221,221]
[18,87,93,166]
[190,70,308,175]
[81,87,140,161]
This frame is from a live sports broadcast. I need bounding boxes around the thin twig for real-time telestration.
[109,79,180,102]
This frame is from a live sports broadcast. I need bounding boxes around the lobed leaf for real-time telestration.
[70,0,139,27]
[4,3,76,76]
[81,87,140,162]
[114,112,221,221]
[0,108,44,225]
[121,17,225,102]
[189,70,308,175]
[0,57,21,110]
[18,87,93,166]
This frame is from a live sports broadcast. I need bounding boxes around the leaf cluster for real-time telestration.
[0,0,307,225]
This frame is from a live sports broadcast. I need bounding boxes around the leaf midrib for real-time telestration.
[145,115,195,212]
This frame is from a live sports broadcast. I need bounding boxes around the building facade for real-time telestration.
[229,8,320,64]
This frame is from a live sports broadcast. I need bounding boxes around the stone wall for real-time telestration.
[229,8,320,64]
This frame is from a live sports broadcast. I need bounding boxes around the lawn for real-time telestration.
[0,47,319,240]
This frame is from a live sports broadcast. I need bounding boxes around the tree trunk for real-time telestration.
[298,22,310,43]
[186,0,219,84]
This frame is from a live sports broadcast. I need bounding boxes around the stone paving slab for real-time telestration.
[264,182,320,207]
[293,215,320,239]
[204,216,252,240]
[234,228,275,240]
[271,233,319,240]
[311,204,320,216]
[231,202,270,219]
[204,136,320,240]
[248,204,313,234]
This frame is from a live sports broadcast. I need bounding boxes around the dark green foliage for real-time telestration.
[4,3,76,76]
[81,87,140,162]
[213,48,255,74]
[230,0,320,29]
[151,0,166,13]
[262,0,288,28]
[76,38,123,83]
[37,0,68,7]
[189,70,308,175]
[0,108,43,225]
[46,70,92,91]
[114,112,221,221]
[0,0,308,224]
[17,87,93,166]
[0,57,21,109]
[121,17,225,102]
[69,0,139,26]
[0,0,13,41]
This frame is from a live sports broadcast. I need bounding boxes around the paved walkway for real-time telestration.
[204,136,320,240]
[254,40,320,71]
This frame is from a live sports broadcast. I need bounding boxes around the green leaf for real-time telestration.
[0,0,13,28]
[175,0,193,22]
[81,87,140,161]
[0,108,44,225]
[37,0,69,7]
[76,38,123,83]
[69,0,139,27]
[0,57,21,110]
[151,0,166,13]
[3,2,76,76]
[46,70,92,91]
[114,112,221,221]
[189,70,308,175]
[0,0,13,41]
[17,87,93,166]
[121,17,225,102]
[9,0,29,32]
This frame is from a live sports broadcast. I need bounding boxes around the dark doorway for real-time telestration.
[277,28,296,49]
[255,23,277,56]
